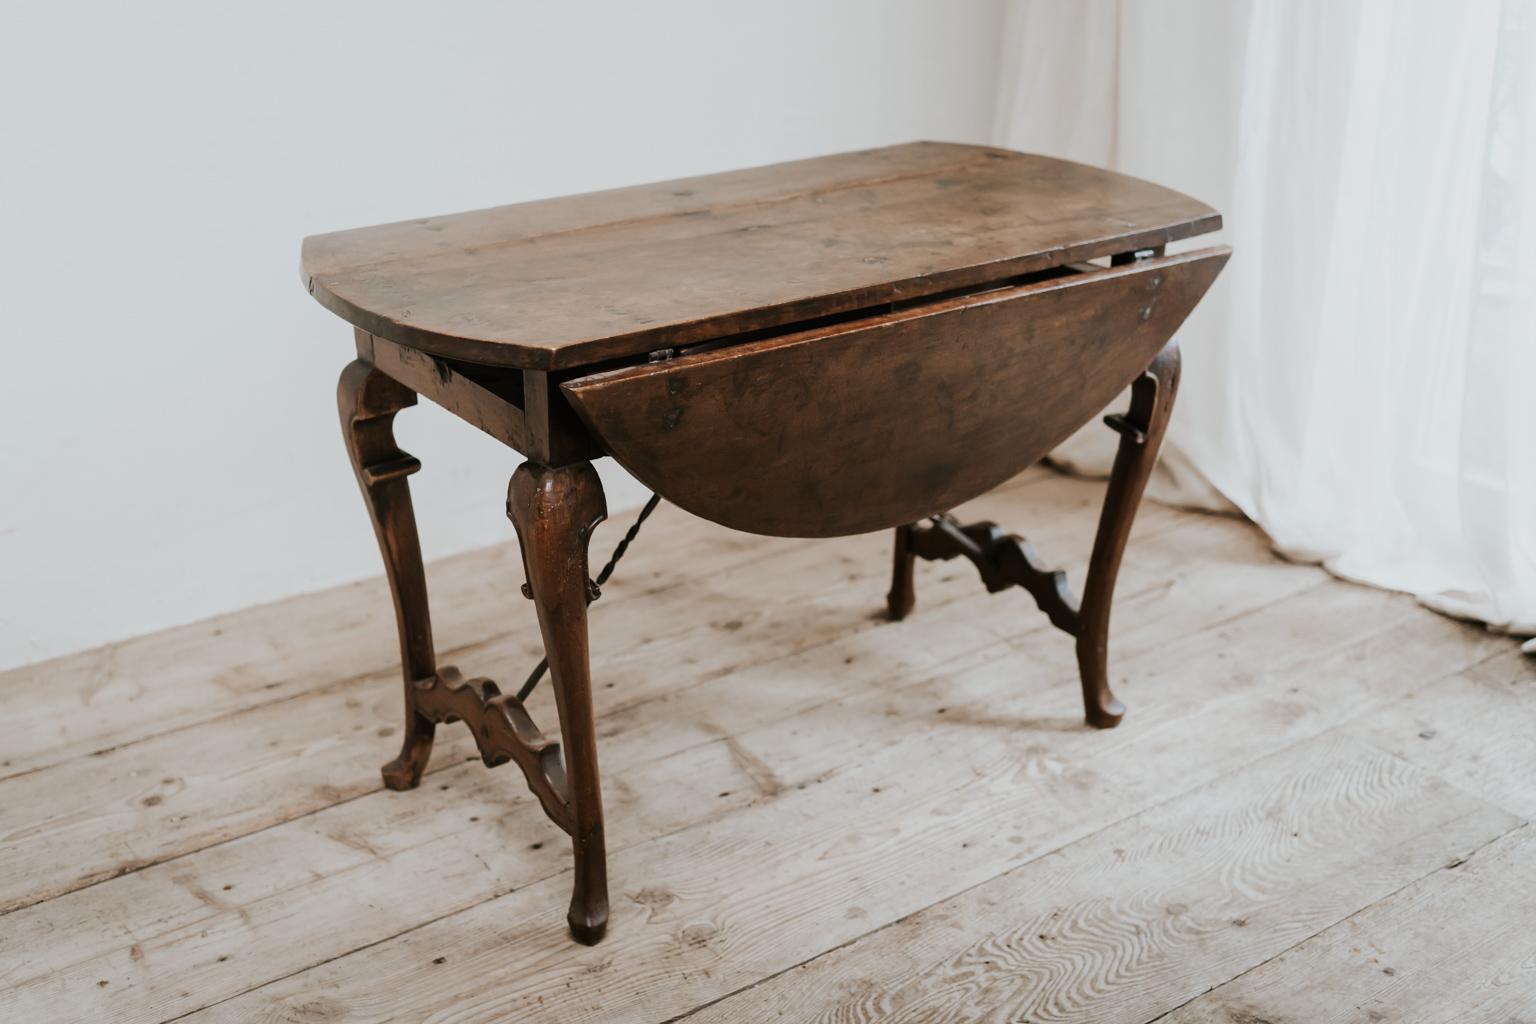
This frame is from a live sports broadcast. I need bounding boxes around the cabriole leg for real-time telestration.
[507,461,610,945]
[337,360,438,789]
[1077,340,1182,728]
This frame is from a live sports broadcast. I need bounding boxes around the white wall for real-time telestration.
[0,1,1006,668]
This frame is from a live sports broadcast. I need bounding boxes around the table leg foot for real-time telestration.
[1077,339,1182,728]
[380,714,436,790]
[508,460,611,945]
[338,359,440,787]
[890,341,1180,729]
[1074,654,1128,729]
[568,899,609,946]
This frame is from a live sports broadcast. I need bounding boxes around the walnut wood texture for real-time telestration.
[506,461,610,945]
[888,339,1182,729]
[353,330,599,467]
[1077,339,1181,727]
[891,516,1079,634]
[337,360,437,789]
[341,358,612,944]
[354,329,533,452]
[313,146,1231,948]
[406,667,572,833]
[563,248,1227,538]
[302,142,1221,370]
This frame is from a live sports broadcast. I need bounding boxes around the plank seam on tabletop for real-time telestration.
[313,151,1003,279]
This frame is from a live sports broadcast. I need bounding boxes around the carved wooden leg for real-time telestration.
[1077,340,1181,728]
[507,461,609,945]
[887,524,917,621]
[338,360,438,790]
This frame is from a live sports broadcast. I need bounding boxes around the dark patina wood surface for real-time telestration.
[313,142,1229,945]
[562,248,1226,537]
[303,141,1220,370]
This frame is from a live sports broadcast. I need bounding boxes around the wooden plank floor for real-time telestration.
[2,471,1532,1024]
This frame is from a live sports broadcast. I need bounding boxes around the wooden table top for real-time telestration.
[302,142,1220,371]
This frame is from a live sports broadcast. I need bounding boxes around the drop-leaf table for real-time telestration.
[303,142,1229,945]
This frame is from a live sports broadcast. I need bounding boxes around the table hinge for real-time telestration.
[1103,412,1148,445]
[1111,247,1162,267]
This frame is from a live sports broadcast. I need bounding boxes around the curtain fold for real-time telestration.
[996,0,1536,641]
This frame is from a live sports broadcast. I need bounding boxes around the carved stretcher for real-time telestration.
[305,142,1229,944]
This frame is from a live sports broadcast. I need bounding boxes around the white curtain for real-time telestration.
[997,0,1536,644]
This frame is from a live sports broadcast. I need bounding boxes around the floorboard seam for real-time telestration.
[1138,820,1531,1024]
[0,465,1097,786]
[123,573,1325,1019]
[6,480,1518,1021]
[0,514,1204,918]
[662,648,1516,1024]
[148,761,860,1023]
[0,526,823,783]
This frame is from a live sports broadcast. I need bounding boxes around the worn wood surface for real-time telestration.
[1,473,1528,1023]
[343,243,1216,932]
[1159,823,1536,1024]
[302,142,1221,369]
[356,330,536,455]
[562,249,1224,538]
[337,358,438,791]
[506,460,610,943]
[313,149,1228,904]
